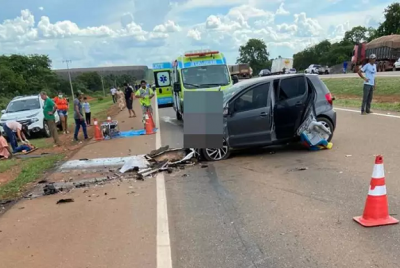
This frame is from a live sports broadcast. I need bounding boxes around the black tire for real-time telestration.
[325,70,329,74]
[201,139,231,161]
[42,121,51,138]
[316,116,334,142]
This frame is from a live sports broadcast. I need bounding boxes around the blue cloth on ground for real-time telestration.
[115,128,158,138]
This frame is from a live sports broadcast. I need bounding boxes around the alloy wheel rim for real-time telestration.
[205,140,229,160]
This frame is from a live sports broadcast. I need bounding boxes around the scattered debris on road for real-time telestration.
[56,198,74,204]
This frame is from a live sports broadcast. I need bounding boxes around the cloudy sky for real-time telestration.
[0,0,393,69]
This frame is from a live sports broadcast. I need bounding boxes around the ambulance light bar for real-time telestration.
[184,50,219,57]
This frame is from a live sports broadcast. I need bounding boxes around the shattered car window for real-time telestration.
[223,82,248,104]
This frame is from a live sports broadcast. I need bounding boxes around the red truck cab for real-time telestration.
[351,43,366,72]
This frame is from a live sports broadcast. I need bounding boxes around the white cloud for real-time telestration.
[39,7,44,11]
[294,12,322,37]
[0,2,389,68]
[276,3,290,15]
[0,9,37,43]
[187,29,201,40]
[153,20,181,33]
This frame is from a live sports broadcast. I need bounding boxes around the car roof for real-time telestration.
[242,73,317,86]
[11,95,40,101]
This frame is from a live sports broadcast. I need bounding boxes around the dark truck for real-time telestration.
[351,34,400,72]
[229,64,253,79]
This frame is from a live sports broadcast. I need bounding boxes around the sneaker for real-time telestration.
[66,131,70,134]
[367,111,374,114]
[63,131,66,134]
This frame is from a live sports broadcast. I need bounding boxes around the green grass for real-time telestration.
[321,77,400,112]
[0,154,64,200]
[334,99,400,112]
[321,77,400,97]
[66,97,113,125]
[0,159,19,173]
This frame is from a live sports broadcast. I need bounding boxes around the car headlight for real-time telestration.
[30,118,39,123]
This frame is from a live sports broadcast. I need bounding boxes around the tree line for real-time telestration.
[293,2,400,70]
[0,54,138,109]
[236,2,400,75]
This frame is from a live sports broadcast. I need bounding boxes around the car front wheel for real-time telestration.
[317,117,334,142]
[201,139,231,161]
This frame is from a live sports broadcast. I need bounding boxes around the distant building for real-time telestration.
[53,65,150,81]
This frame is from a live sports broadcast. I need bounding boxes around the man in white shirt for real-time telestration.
[110,87,117,103]
[358,54,377,115]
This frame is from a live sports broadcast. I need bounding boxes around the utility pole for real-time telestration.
[100,75,105,97]
[62,60,75,99]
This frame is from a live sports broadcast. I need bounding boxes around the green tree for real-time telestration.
[343,26,368,44]
[376,3,400,36]
[367,27,378,42]
[75,72,102,92]
[237,38,270,75]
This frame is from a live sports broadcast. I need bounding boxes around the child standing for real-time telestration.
[82,97,91,126]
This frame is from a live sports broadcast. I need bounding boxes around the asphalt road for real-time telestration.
[159,106,400,268]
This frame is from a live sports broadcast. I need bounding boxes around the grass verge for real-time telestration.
[322,77,400,112]
[0,154,64,200]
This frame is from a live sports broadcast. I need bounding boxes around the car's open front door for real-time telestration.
[274,75,309,140]
[227,82,273,148]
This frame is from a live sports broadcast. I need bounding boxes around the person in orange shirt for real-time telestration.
[0,133,12,159]
[54,91,69,134]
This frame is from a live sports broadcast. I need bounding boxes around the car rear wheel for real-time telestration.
[42,121,51,138]
[201,139,231,161]
[317,117,334,142]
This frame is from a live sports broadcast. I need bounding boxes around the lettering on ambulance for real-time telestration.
[183,59,224,68]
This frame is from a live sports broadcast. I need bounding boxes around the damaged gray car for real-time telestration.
[201,74,337,161]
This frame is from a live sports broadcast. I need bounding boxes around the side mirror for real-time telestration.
[1,110,5,114]
[173,82,181,93]
[232,75,239,84]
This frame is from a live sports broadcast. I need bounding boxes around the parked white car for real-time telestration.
[305,64,330,74]
[0,95,61,138]
[286,68,297,74]
[394,58,400,71]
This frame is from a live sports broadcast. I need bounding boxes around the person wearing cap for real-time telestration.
[73,91,89,141]
[358,54,377,115]
[135,80,154,123]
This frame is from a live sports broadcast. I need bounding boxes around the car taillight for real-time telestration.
[325,93,333,105]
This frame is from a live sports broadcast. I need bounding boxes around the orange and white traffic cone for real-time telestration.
[144,113,155,135]
[147,111,155,128]
[93,118,103,141]
[353,155,399,227]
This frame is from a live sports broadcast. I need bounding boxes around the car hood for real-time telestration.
[0,109,41,121]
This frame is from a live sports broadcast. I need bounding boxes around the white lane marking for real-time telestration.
[335,108,400,119]
[155,102,173,268]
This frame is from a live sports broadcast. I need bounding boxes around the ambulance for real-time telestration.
[171,49,232,121]
[152,62,174,107]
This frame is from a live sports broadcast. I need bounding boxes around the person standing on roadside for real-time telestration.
[40,91,61,147]
[343,61,348,74]
[82,97,91,126]
[124,83,136,118]
[135,80,154,123]
[73,92,89,141]
[110,87,117,103]
[357,54,377,115]
[54,91,69,134]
